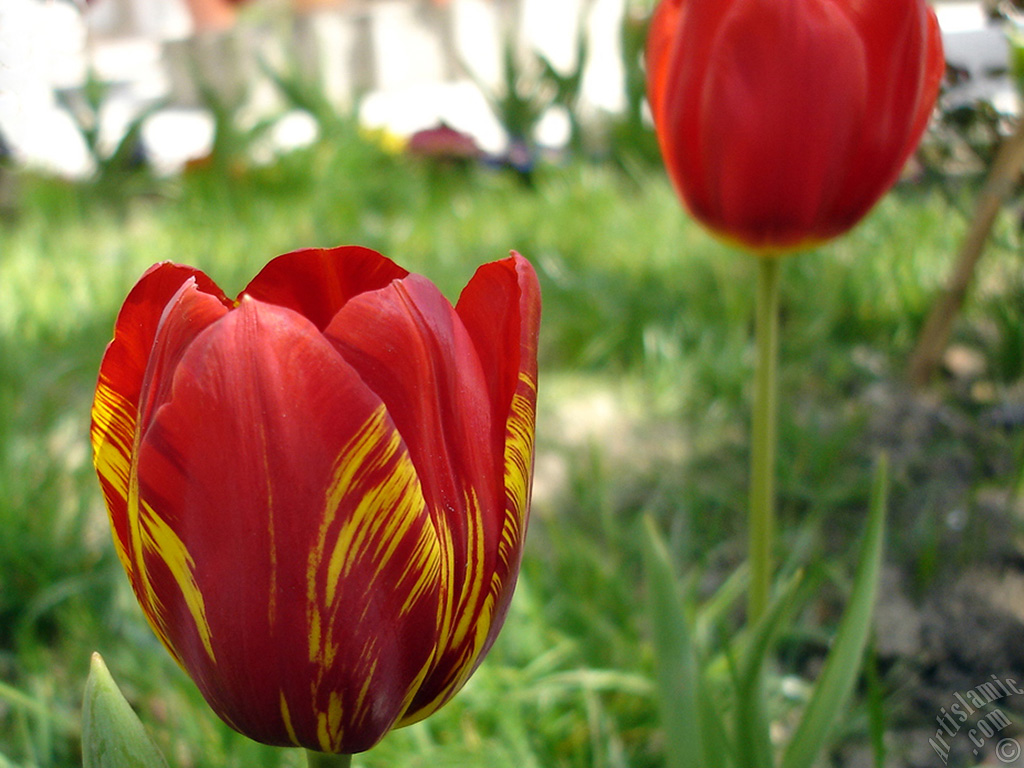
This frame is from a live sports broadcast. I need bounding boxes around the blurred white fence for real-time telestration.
[937,1,1018,112]
[0,0,629,175]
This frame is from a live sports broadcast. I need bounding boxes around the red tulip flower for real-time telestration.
[646,0,945,253]
[90,246,540,754]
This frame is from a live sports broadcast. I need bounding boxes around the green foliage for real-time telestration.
[642,458,886,768]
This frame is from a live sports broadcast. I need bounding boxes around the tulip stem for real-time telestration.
[748,256,781,624]
[305,751,353,768]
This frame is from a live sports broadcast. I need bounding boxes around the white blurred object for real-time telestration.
[937,1,1020,114]
[87,0,192,40]
[0,0,91,175]
[142,109,214,173]
[0,0,634,176]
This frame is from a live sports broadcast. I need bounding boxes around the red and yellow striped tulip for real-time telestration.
[90,246,540,754]
[646,0,944,254]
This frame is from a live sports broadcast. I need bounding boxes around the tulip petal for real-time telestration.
[646,0,685,175]
[120,281,232,670]
[454,254,539,451]
[392,254,541,725]
[697,0,868,247]
[647,0,943,251]
[914,11,946,148]
[241,246,408,331]
[133,298,443,753]
[837,0,944,222]
[323,275,505,722]
[453,253,540,647]
[91,264,229,583]
[651,0,733,222]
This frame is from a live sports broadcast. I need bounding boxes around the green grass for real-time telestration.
[0,127,1021,767]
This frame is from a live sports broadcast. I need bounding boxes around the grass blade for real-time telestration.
[643,515,731,768]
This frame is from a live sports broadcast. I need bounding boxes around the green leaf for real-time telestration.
[81,653,169,768]
[695,563,748,650]
[733,568,807,768]
[779,456,889,768]
[643,515,731,768]
[864,638,887,768]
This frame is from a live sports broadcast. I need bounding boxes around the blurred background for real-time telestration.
[2,1,1024,767]
[0,0,632,175]
[0,0,1020,175]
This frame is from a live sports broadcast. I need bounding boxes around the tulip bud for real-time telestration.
[646,0,945,254]
[91,247,541,754]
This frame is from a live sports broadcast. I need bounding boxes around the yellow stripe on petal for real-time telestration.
[503,373,537,527]
[497,372,537,582]
[398,372,537,728]
[93,380,215,666]
[128,442,212,665]
[316,692,342,753]
[447,487,486,649]
[90,382,138,572]
[396,491,498,727]
[280,691,300,747]
[353,655,379,727]
[139,500,216,663]
[431,504,456,649]
[410,590,501,727]
[309,406,440,647]
[305,405,442,748]
[308,406,436,663]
